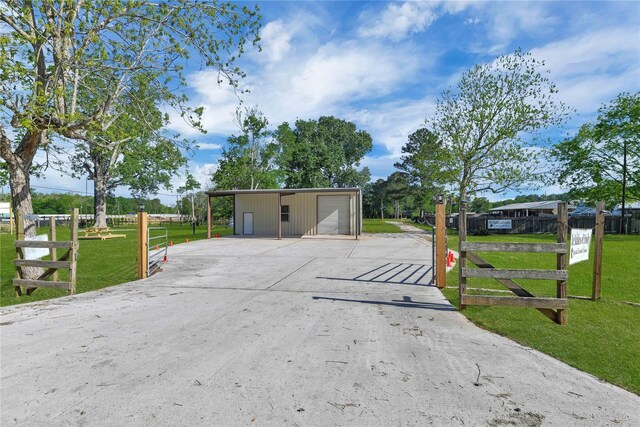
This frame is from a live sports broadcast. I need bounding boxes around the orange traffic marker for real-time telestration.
[186,238,189,243]
[156,244,159,250]
[170,241,174,246]
[163,255,168,263]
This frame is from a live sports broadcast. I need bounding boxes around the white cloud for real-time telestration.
[197,143,222,150]
[259,20,294,63]
[288,41,419,111]
[361,154,400,182]
[166,73,240,138]
[358,2,440,41]
[464,17,480,25]
[348,97,437,157]
[530,27,640,113]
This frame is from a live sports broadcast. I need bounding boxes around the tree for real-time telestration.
[276,116,372,188]
[212,106,279,190]
[362,179,388,219]
[427,50,569,206]
[395,127,451,214]
[178,172,201,224]
[549,92,639,232]
[1,1,260,237]
[68,78,189,227]
[469,196,491,213]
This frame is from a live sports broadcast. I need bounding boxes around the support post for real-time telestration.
[556,202,567,325]
[207,196,212,239]
[49,216,58,282]
[137,211,148,279]
[278,193,282,240]
[69,208,78,294]
[458,201,467,309]
[355,190,360,240]
[435,197,447,289]
[592,201,605,300]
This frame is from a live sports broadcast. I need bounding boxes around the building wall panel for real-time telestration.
[234,191,358,236]
[235,194,278,236]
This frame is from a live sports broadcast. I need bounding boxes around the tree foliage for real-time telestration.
[276,116,372,188]
[394,127,450,212]
[549,92,639,207]
[0,0,261,233]
[428,50,569,205]
[212,106,279,190]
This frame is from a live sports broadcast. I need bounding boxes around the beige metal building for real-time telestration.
[205,188,362,239]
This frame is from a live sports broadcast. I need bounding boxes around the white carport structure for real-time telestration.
[206,188,362,240]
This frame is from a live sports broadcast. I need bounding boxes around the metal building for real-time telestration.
[205,188,362,239]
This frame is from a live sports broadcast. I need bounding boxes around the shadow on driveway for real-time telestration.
[317,262,434,287]
[312,295,455,311]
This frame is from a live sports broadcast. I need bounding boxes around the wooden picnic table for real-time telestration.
[79,227,126,240]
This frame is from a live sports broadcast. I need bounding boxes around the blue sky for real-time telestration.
[23,1,640,205]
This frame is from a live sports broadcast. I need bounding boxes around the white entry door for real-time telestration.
[317,196,350,235]
[243,212,254,235]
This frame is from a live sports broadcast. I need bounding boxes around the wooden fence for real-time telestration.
[423,214,639,235]
[458,202,569,325]
[13,209,79,296]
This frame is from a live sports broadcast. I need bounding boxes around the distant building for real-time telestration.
[205,188,362,238]
[612,201,640,216]
[489,200,573,217]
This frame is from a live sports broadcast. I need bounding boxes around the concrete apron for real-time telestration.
[1,236,638,426]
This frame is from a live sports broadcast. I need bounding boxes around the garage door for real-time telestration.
[317,195,350,235]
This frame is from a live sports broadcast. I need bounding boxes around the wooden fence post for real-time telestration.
[435,198,447,289]
[592,201,605,300]
[14,210,24,297]
[137,211,148,279]
[556,202,568,325]
[458,201,467,310]
[69,208,78,294]
[49,216,58,282]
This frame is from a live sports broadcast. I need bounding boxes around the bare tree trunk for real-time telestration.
[3,130,44,279]
[90,151,112,228]
[93,174,108,228]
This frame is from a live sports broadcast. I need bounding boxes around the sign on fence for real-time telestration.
[570,228,592,265]
[24,235,49,260]
[488,219,513,230]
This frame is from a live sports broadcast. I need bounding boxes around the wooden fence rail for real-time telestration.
[458,202,569,325]
[424,214,639,235]
[13,209,78,296]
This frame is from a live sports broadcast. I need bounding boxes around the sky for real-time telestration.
[10,0,640,206]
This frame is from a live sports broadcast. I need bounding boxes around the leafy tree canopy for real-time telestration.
[549,92,639,207]
[212,106,279,190]
[276,116,372,188]
[427,49,570,205]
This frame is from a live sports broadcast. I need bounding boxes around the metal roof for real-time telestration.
[206,187,361,197]
[490,200,566,211]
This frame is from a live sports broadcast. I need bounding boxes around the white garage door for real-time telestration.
[317,195,350,235]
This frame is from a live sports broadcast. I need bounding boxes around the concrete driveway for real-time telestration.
[1,235,638,426]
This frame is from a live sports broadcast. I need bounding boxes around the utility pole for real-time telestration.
[191,192,196,235]
[621,140,627,235]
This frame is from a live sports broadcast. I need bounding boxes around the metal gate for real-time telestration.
[147,227,168,276]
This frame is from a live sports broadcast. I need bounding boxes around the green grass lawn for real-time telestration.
[0,223,232,307]
[362,218,403,233]
[441,232,640,395]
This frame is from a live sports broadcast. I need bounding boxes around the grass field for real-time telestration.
[0,223,232,307]
[362,218,403,233]
[439,232,640,395]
